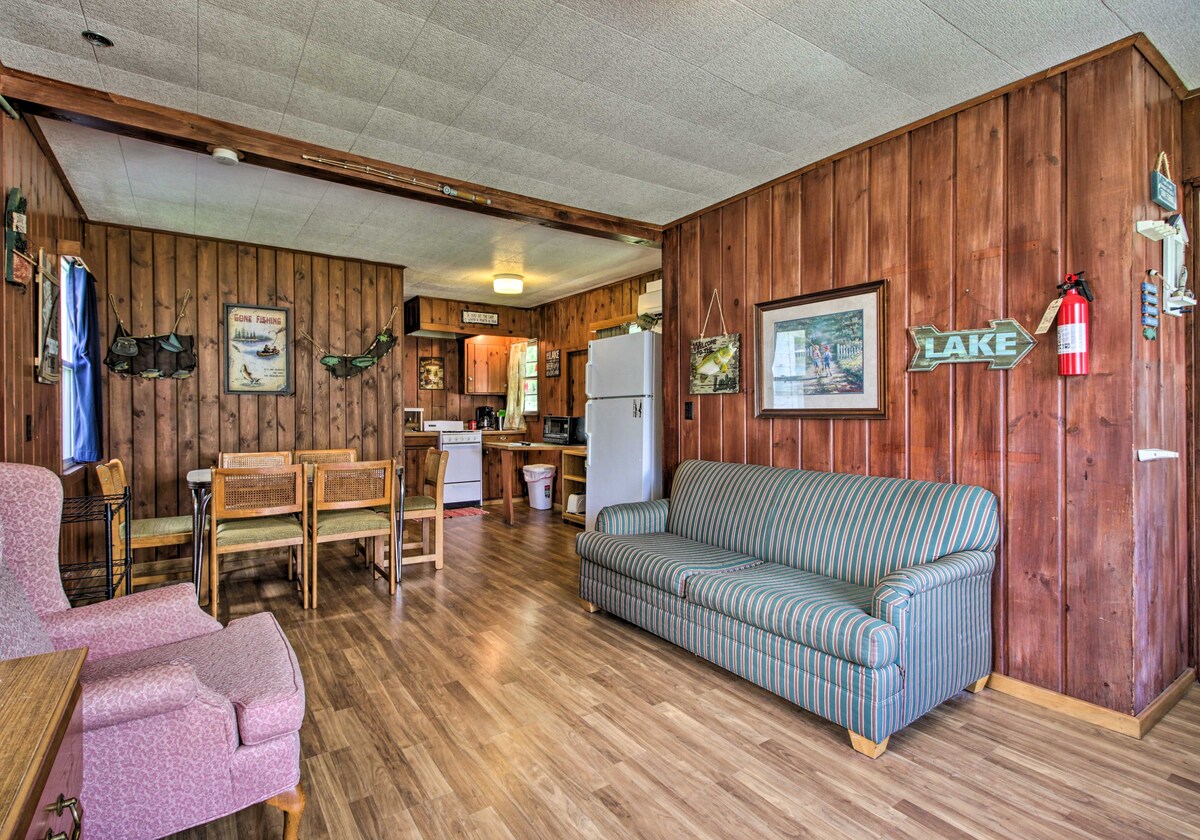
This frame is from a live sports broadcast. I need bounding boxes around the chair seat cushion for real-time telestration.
[216,516,303,546]
[576,531,761,597]
[316,509,390,537]
[403,495,436,513]
[82,611,305,746]
[685,563,899,668]
[130,515,193,541]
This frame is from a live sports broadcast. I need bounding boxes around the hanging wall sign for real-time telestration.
[545,348,561,377]
[462,310,499,326]
[908,319,1035,372]
[1151,152,1178,211]
[224,303,292,394]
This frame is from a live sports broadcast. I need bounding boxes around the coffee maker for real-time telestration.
[476,405,498,431]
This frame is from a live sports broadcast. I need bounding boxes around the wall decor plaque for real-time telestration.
[224,303,292,394]
[907,319,1035,371]
[462,310,499,326]
[545,348,561,377]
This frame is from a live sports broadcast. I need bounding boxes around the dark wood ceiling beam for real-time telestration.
[0,66,662,247]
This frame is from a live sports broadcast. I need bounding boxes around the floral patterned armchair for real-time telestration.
[0,463,306,840]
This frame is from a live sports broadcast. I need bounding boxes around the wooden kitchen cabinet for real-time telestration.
[463,336,518,395]
[0,649,86,840]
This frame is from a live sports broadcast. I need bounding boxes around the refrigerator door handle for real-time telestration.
[585,361,594,400]
[584,402,593,469]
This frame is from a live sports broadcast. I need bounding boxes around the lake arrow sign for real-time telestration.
[908,319,1036,372]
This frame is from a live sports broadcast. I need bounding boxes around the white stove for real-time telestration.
[425,421,482,507]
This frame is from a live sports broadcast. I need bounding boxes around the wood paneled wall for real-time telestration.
[401,335,505,422]
[81,224,404,522]
[0,116,83,470]
[661,47,1188,715]
[534,269,661,441]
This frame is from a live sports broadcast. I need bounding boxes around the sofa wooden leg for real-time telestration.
[267,782,306,840]
[580,599,602,614]
[848,731,889,758]
[965,675,989,694]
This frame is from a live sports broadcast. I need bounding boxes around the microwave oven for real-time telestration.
[543,415,585,445]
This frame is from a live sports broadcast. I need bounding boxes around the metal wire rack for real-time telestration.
[60,489,131,603]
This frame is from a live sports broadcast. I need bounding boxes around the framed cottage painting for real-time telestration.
[754,280,887,418]
[224,303,292,395]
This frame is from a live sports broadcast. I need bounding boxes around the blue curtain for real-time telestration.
[68,261,103,462]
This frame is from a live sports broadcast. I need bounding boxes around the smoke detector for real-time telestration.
[210,147,241,166]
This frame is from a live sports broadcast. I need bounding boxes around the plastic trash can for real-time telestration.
[522,463,556,510]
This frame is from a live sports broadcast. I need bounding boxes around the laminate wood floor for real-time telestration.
[175,508,1200,840]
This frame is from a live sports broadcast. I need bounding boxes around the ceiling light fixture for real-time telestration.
[493,274,524,295]
[81,30,114,47]
[210,146,241,166]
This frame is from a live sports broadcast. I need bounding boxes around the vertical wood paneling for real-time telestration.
[312,257,330,450]
[799,166,833,472]
[720,200,746,465]
[678,219,701,464]
[697,210,723,463]
[1063,51,1136,712]
[1004,75,1067,691]
[82,224,404,517]
[744,190,773,467]
[658,46,1188,715]
[662,230,680,485]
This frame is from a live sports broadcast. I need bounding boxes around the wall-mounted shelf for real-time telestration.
[561,447,587,527]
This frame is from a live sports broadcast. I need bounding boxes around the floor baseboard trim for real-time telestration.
[986,668,1196,738]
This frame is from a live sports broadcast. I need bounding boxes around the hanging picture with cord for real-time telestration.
[689,288,740,395]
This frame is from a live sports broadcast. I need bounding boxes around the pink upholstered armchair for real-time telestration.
[0,463,306,840]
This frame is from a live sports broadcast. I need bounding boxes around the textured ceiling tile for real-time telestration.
[295,41,398,103]
[515,4,636,79]
[196,92,286,134]
[1108,0,1199,86]
[84,0,197,48]
[199,2,306,78]
[379,68,476,124]
[589,42,695,105]
[553,0,672,37]
[513,114,599,160]
[278,113,362,151]
[0,0,90,56]
[285,82,378,134]
[261,169,332,201]
[427,0,555,49]
[93,24,198,88]
[131,196,196,232]
[480,55,582,114]
[359,106,446,151]
[768,0,1019,106]
[922,0,1128,74]
[401,23,510,94]
[201,0,318,37]
[722,95,838,155]
[101,67,198,111]
[198,55,294,113]
[307,0,423,65]
[424,126,506,167]
[0,38,103,88]
[411,150,485,182]
[349,133,430,169]
[452,96,545,144]
[638,0,764,65]
[652,68,755,129]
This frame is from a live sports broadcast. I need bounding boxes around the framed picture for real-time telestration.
[754,279,887,418]
[223,303,292,395]
[34,250,60,384]
[689,333,740,394]
[545,348,561,377]
[418,356,445,390]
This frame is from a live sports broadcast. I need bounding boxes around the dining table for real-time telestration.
[186,464,405,602]
[482,440,576,526]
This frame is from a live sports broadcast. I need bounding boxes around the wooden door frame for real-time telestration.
[565,349,589,416]
[1187,180,1200,671]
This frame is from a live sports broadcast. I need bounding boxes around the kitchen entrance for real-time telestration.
[566,350,588,415]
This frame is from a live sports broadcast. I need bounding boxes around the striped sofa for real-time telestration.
[576,459,999,757]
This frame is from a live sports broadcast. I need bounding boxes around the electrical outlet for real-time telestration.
[685,401,693,420]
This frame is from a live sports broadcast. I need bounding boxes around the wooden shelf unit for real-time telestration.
[561,447,587,526]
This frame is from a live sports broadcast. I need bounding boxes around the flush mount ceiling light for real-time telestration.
[209,146,242,166]
[81,30,114,47]
[493,273,524,295]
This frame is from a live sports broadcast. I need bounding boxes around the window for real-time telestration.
[59,258,79,467]
[522,340,538,415]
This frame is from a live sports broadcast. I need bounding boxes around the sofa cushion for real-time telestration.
[685,563,899,668]
[82,611,304,746]
[0,554,54,661]
[576,531,761,597]
[667,460,999,587]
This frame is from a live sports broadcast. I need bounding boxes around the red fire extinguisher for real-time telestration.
[1056,271,1093,376]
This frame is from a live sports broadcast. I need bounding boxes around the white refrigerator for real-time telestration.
[585,331,663,530]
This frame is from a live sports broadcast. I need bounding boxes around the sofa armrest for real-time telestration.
[83,663,199,731]
[42,584,222,661]
[595,499,670,535]
[872,550,995,618]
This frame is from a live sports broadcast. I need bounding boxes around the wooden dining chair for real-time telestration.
[309,460,395,608]
[402,448,448,570]
[208,464,307,616]
[293,448,357,465]
[95,458,196,592]
[218,450,293,468]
